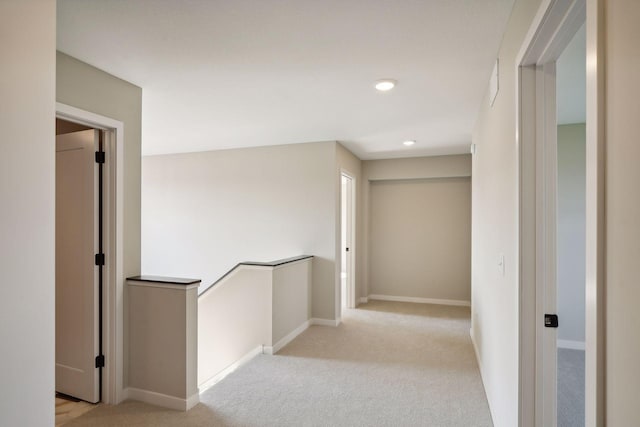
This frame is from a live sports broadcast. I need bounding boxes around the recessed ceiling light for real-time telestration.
[403,140,416,146]
[375,79,396,91]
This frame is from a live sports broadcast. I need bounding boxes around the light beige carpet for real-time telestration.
[558,348,585,427]
[67,300,493,426]
[55,395,97,426]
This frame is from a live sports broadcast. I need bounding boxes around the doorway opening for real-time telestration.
[340,172,356,313]
[556,23,587,427]
[56,103,126,408]
[517,0,603,425]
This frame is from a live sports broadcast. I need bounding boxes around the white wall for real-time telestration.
[0,1,56,425]
[272,260,312,344]
[557,124,586,345]
[369,177,471,303]
[364,154,471,181]
[362,155,471,300]
[470,0,542,425]
[605,0,640,423]
[128,283,198,401]
[198,268,272,386]
[56,52,143,280]
[198,258,312,386]
[142,142,338,320]
[57,51,143,389]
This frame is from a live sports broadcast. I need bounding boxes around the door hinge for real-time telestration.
[95,151,105,164]
[544,314,559,328]
[95,354,105,368]
[95,253,105,266]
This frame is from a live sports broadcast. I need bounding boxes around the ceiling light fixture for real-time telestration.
[375,79,396,91]
[403,140,416,146]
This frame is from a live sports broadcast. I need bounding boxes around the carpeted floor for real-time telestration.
[67,300,493,426]
[557,348,585,427]
[55,394,97,426]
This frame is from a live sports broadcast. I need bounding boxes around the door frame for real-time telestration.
[340,169,357,312]
[516,0,604,426]
[56,103,125,405]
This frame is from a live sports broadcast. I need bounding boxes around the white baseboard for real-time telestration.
[470,328,480,370]
[310,317,340,327]
[186,391,200,410]
[557,339,585,350]
[359,297,369,304]
[368,294,471,307]
[469,329,496,425]
[125,387,199,411]
[198,345,262,394]
[263,320,310,355]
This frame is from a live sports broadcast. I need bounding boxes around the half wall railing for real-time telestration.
[197,255,313,392]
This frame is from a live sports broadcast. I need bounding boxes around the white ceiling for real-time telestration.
[57,0,516,159]
[557,23,586,125]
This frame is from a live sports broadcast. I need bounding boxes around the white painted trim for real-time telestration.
[470,330,483,376]
[368,294,471,307]
[359,297,369,304]
[127,280,201,291]
[584,2,606,426]
[198,346,262,394]
[263,320,310,355]
[557,340,586,351]
[56,103,125,405]
[56,103,124,130]
[186,392,200,411]
[515,1,604,425]
[310,318,340,327]
[470,329,497,425]
[368,174,472,182]
[125,387,198,411]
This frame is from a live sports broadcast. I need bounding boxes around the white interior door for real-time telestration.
[56,129,100,403]
[341,174,355,310]
[341,176,348,310]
